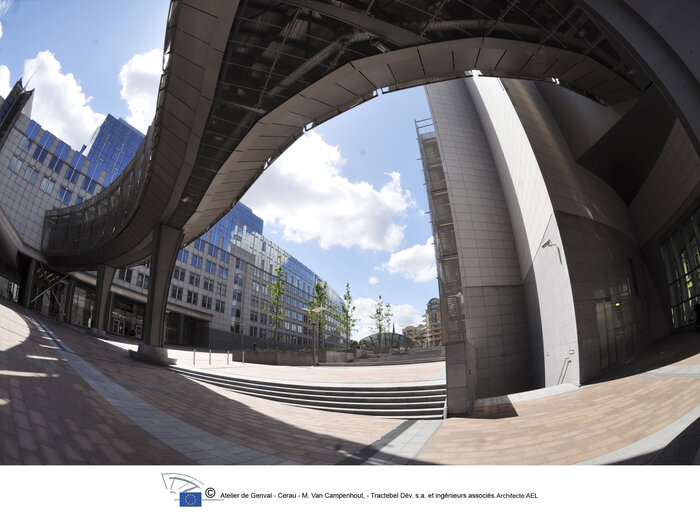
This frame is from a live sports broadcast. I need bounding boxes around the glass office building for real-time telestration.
[85,114,145,186]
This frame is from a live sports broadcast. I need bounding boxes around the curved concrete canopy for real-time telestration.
[42,0,656,270]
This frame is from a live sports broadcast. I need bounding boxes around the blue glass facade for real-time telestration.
[85,114,145,186]
[203,202,264,252]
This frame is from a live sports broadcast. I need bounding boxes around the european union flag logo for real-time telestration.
[180,492,202,507]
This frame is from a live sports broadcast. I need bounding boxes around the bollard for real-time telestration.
[193,347,195,365]
[227,350,230,365]
[242,350,245,364]
[209,349,211,365]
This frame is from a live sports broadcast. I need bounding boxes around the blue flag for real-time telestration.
[180,492,202,507]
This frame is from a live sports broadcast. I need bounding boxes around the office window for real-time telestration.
[203,278,214,292]
[48,156,63,173]
[65,167,79,183]
[194,238,205,251]
[117,268,133,283]
[250,311,258,323]
[23,167,39,184]
[208,245,218,257]
[251,296,259,308]
[136,273,149,289]
[231,306,241,318]
[191,255,203,269]
[216,282,227,296]
[177,249,189,263]
[232,289,242,302]
[189,272,200,287]
[249,326,257,337]
[170,285,183,301]
[8,156,22,173]
[75,196,84,205]
[173,266,185,281]
[18,136,31,152]
[234,273,243,286]
[186,291,198,305]
[81,177,97,194]
[215,300,225,313]
[201,295,212,309]
[253,282,260,292]
[57,187,72,204]
[218,267,228,279]
[220,252,230,264]
[205,260,216,274]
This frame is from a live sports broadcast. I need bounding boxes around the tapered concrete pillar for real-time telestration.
[19,258,37,308]
[130,224,182,365]
[62,276,76,323]
[93,264,115,333]
[177,313,186,345]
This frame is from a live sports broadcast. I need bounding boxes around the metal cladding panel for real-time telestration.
[162,94,196,137]
[335,64,377,96]
[156,125,188,162]
[418,41,464,76]
[475,47,506,70]
[165,74,202,112]
[560,57,599,84]
[540,55,587,79]
[353,61,394,88]
[385,49,426,84]
[172,27,211,65]
[520,50,561,77]
[176,3,220,44]
[589,76,630,99]
[168,53,206,93]
[294,95,338,122]
[303,81,360,109]
[496,49,535,75]
[571,67,618,92]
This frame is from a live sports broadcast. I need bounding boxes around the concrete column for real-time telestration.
[61,276,76,323]
[19,258,37,308]
[177,313,186,345]
[130,224,182,365]
[93,265,115,333]
[576,0,700,155]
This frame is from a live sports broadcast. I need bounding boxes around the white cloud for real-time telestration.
[243,131,414,252]
[354,297,423,340]
[378,236,437,282]
[118,48,162,133]
[22,51,104,148]
[0,21,4,39]
[368,277,378,285]
[0,65,10,98]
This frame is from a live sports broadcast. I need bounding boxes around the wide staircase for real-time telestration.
[169,366,446,420]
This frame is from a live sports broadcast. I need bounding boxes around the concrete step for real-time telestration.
[170,366,446,419]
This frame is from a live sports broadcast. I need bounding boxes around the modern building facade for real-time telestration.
[0,80,345,350]
[419,75,699,414]
[403,324,426,347]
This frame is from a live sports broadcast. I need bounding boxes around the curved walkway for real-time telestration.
[1,300,698,465]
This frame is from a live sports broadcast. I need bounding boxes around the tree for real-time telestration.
[264,254,286,351]
[308,279,328,350]
[369,295,393,348]
[336,282,357,351]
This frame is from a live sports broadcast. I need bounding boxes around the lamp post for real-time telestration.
[306,306,327,366]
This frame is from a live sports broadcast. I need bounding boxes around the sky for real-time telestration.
[0,0,439,340]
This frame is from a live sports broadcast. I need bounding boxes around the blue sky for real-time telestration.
[0,0,439,339]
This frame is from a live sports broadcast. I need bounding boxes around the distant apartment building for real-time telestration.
[402,323,426,347]
[425,297,442,346]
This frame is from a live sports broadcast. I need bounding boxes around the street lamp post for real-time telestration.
[306,306,327,366]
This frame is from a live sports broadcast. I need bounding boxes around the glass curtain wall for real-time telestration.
[662,208,700,327]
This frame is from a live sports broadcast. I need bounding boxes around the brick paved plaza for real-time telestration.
[1,299,698,465]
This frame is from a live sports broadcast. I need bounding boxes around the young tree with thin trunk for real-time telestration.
[308,279,328,350]
[370,295,393,348]
[264,254,286,351]
[336,282,357,351]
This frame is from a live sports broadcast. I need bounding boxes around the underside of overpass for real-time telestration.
[29,1,698,373]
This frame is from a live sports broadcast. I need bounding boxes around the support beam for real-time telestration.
[575,0,700,155]
[130,224,182,365]
[93,264,115,333]
[63,276,76,324]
